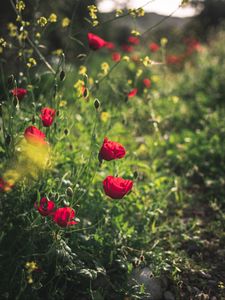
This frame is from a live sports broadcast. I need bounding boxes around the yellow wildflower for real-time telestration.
[8,23,17,37]
[61,18,70,28]
[79,65,87,76]
[52,49,63,56]
[131,30,140,36]
[160,37,168,47]
[100,112,110,123]
[115,9,123,17]
[37,17,48,27]
[16,1,25,12]
[59,100,67,107]
[49,13,57,23]
[27,57,37,68]
[122,56,130,62]
[101,62,110,75]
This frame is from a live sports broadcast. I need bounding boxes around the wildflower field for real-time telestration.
[0,1,225,299]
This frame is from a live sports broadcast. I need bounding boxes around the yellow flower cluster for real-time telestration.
[16,1,26,12]
[74,79,85,97]
[49,13,57,23]
[0,38,7,48]
[79,65,87,76]
[8,23,17,37]
[27,57,37,68]
[100,112,110,123]
[18,30,28,41]
[131,30,140,36]
[101,62,110,75]
[61,17,70,28]
[87,5,99,27]
[128,8,145,18]
[37,16,48,27]
[115,9,124,17]
[141,56,151,67]
[25,261,38,285]
[52,49,63,56]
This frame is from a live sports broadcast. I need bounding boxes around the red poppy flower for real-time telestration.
[143,78,151,89]
[40,107,56,127]
[128,36,140,45]
[121,44,133,53]
[103,176,133,199]
[149,42,160,53]
[0,178,13,192]
[185,38,202,55]
[87,33,107,51]
[99,137,126,161]
[53,207,78,227]
[35,197,55,217]
[166,55,182,65]
[128,88,138,98]
[11,88,27,100]
[24,126,47,145]
[112,52,121,62]
[105,42,115,50]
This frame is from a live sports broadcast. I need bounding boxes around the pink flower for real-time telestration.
[103,176,133,199]
[53,207,78,227]
[149,42,160,53]
[40,107,56,127]
[112,52,121,62]
[99,137,126,161]
[35,197,55,217]
[87,33,107,51]
[143,78,151,89]
[128,88,138,98]
[128,36,140,45]
[11,88,27,100]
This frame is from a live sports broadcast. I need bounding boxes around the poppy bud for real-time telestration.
[133,171,138,179]
[77,53,87,61]
[60,70,66,81]
[64,129,69,135]
[66,187,73,197]
[94,99,100,110]
[7,75,14,89]
[5,134,11,146]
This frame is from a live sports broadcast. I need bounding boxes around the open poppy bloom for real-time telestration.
[40,107,56,127]
[99,137,126,161]
[143,78,151,89]
[149,42,160,52]
[11,88,27,100]
[103,176,133,199]
[0,178,13,192]
[166,54,182,65]
[53,207,78,227]
[128,36,140,45]
[128,88,138,98]
[105,42,115,50]
[112,52,121,62]
[35,197,55,217]
[88,33,107,50]
[121,44,133,53]
[24,126,47,145]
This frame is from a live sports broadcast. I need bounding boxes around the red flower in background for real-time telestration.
[0,178,13,192]
[128,36,140,45]
[35,197,55,217]
[40,107,56,127]
[121,44,133,53]
[24,126,47,145]
[53,207,78,227]
[149,42,160,52]
[128,88,138,98]
[88,33,107,50]
[143,78,151,89]
[105,42,115,50]
[11,88,27,100]
[103,176,133,199]
[166,55,182,65]
[112,52,121,62]
[99,137,126,161]
[185,38,202,55]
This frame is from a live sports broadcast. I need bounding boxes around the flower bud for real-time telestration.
[66,187,73,197]
[7,74,14,89]
[94,99,100,110]
[60,70,66,81]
